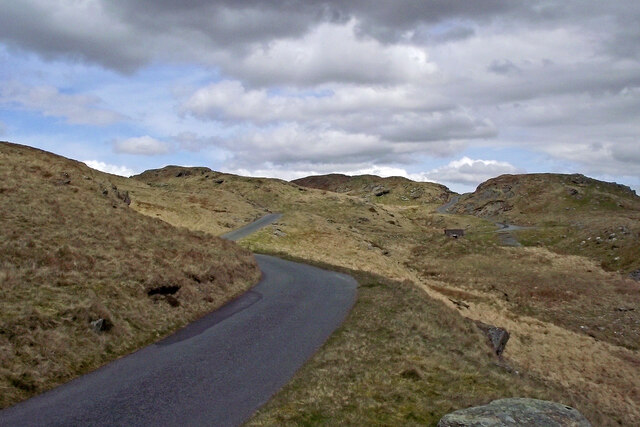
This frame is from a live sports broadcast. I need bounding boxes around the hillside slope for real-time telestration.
[452,173,640,272]
[123,165,640,425]
[292,173,454,206]
[0,142,260,408]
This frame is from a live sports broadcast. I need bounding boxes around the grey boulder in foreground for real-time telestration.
[438,398,591,427]
[0,254,357,427]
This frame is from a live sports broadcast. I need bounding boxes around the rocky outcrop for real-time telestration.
[438,398,591,427]
[475,321,510,356]
[90,318,112,333]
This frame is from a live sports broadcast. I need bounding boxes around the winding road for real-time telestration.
[0,215,357,427]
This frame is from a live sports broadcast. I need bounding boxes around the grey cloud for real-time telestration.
[3,1,638,77]
[370,112,496,143]
[611,143,640,164]
[0,1,149,72]
[488,59,521,75]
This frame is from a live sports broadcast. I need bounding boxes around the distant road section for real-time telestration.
[0,214,357,427]
[221,213,282,241]
[436,195,460,214]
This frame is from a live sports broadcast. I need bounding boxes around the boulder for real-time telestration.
[371,185,390,197]
[90,318,112,333]
[438,398,591,427]
[475,321,510,356]
[629,269,640,281]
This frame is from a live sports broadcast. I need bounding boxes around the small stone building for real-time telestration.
[444,228,465,238]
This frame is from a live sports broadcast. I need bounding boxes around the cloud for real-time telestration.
[83,160,135,177]
[217,19,436,86]
[424,157,522,186]
[0,82,125,126]
[113,136,171,156]
[0,120,5,136]
[1,1,639,190]
[183,81,492,167]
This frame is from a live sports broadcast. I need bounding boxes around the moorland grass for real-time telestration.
[247,255,604,426]
[0,143,260,408]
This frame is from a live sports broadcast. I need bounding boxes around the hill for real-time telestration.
[0,142,260,408]
[4,146,639,424]
[451,173,640,271]
[123,165,640,425]
[292,173,454,206]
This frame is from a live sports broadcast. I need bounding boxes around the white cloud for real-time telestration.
[0,82,124,126]
[424,157,522,186]
[183,80,492,168]
[219,19,437,86]
[184,80,453,124]
[83,160,135,177]
[113,136,171,156]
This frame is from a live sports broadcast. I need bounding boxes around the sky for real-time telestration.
[1,1,639,194]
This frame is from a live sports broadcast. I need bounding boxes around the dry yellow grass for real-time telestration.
[249,264,592,425]
[114,165,639,424]
[0,142,260,408]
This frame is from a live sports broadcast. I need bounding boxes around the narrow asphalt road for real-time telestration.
[221,213,282,241]
[0,215,357,427]
[436,195,460,214]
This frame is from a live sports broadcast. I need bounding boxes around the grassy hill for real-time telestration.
[0,142,260,408]
[118,166,640,425]
[3,144,639,424]
[451,173,640,272]
[292,173,454,206]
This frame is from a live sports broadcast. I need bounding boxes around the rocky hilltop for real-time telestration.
[292,173,454,205]
[452,173,639,222]
[451,173,640,272]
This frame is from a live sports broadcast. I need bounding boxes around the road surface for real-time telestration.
[436,195,460,214]
[221,213,282,241]
[0,216,357,427]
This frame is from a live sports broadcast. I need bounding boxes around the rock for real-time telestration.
[116,190,131,205]
[438,398,591,427]
[372,185,390,197]
[90,318,112,333]
[629,269,640,281]
[475,321,510,356]
[214,178,224,184]
[273,229,287,237]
